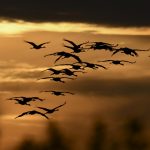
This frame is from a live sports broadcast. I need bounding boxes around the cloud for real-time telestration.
[0,60,47,82]
[64,76,150,98]
[0,0,149,27]
[1,21,150,36]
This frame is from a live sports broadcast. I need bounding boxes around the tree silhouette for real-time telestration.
[14,118,150,150]
[42,122,70,150]
[123,118,148,150]
[88,121,107,150]
[15,137,38,150]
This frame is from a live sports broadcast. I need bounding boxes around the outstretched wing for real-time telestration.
[96,64,107,69]
[98,60,113,62]
[70,54,82,63]
[31,97,44,101]
[7,98,19,101]
[65,92,75,95]
[64,39,77,47]
[111,49,120,56]
[121,60,136,63]
[24,41,37,47]
[62,77,75,80]
[8,96,25,100]
[37,107,50,112]
[92,41,110,45]
[37,77,51,80]
[64,45,74,50]
[44,52,57,57]
[78,41,89,47]
[40,90,53,93]
[53,101,66,110]
[132,50,138,56]
[54,56,63,63]
[36,111,49,119]
[134,48,150,51]
[15,111,30,119]
[39,41,50,47]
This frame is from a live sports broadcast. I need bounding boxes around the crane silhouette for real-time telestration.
[63,39,88,53]
[40,90,74,96]
[24,40,50,49]
[8,98,31,106]
[41,68,63,75]
[44,51,82,63]
[9,96,44,101]
[38,76,75,83]
[55,63,85,70]
[90,41,117,46]
[15,110,49,119]
[87,42,118,51]
[112,47,150,57]
[61,68,85,77]
[37,101,66,114]
[8,96,44,106]
[77,62,107,70]
[98,60,136,65]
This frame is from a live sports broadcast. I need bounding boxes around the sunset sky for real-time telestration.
[0,1,150,150]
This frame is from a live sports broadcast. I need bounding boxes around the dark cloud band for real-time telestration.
[65,76,150,98]
[0,0,149,27]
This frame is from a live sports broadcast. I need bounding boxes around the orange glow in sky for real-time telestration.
[0,20,150,36]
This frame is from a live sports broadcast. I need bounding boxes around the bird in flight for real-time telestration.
[90,41,117,46]
[55,63,85,70]
[87,41,118,51]
[15,110,49,119]
[98,60,136,65]
[61,68,85,77]
[37,101,66,114]
[77,62,107,70]
[44,51,82,63]
[112,47,150,57]
[8,96,44,106]
[9,96,44,101]
[38,76,75,83]
[8,98,31,106]
[24,40,50,49]
[40,90,74,96]
[41,68,63,75]
[63,39,88,53]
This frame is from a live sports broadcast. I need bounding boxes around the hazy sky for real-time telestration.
[0,1,150,150]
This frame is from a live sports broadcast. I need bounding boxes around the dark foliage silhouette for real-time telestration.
[88,121,107,150]
[15,138,38,150]
[14,118,150,150]
[122,118,148,150]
